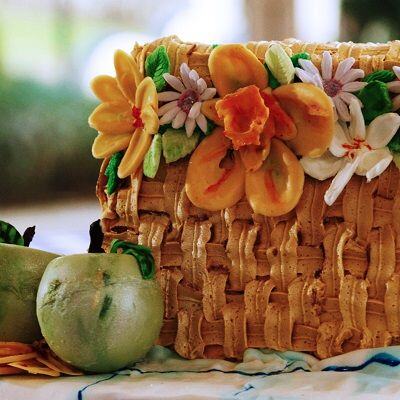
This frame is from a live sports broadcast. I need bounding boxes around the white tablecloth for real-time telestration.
[2,346,400,400]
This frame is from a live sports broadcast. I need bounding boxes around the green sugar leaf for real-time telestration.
[105,152,123,195]
[388,129,400,155]
[265,44,295,85]
[162,128,199,163]
[145,45,171,92]
[143,134,162,179]
[0,220,25,246]
[357,81,392,124]
[291,52,311,68]
[110,240,155,280]
[264,64,280,89]
[364,70,396,83]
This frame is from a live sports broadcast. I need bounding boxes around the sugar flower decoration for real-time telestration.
[387,66,400,111]
[158,63,217,137]
[295,51,367,122]
[89,50,159,179]
[301,99,400,206]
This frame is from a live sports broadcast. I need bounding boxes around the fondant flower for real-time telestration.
[215,85,269,149]
[89,50,159,178]
[295,51,366,122]
[387,66,400,111]
[158,63,217,137]
[301,99,400,205]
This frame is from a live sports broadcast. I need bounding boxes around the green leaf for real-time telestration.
[264,64,280,89]
[110,240,155,280]
[388,129,400,154]
[265,44,295,85]
[143,134,162,178]
[363,70,396,83]
[105,152,123,195]
[357,81,392,124]
[0,221,25,246]
[162,128,200,163]
[145,45,171,92]
[291,52,311,68]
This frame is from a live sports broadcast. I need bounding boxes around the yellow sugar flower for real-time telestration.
[89,50,159,178]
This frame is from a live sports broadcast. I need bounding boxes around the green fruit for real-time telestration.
[36,253,164,373]
[162,128,199,163]
[0,243,59,342]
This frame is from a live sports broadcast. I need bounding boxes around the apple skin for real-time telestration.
[0,243,59,343]
[36,253,164,373]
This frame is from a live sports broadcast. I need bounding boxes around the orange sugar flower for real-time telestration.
[215,85,269,150]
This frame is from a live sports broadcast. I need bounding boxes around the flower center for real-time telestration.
[132,106,144,128]
[323,79,342,97]
[342,138,372,159]
[178,89,199,114]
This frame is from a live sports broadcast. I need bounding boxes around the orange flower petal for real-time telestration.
[92,132,132,159]
[261,88,297,140]
[89,101,133,135]
[216,85,269,150]
[239,131,271,172]
[135,77,158,110]
[201,98,224,126]
[90,75,125,102]
[114,50,143,104]
[118,128,152,178]
[141,105,159,135]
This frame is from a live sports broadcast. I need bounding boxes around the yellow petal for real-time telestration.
[90,75,125,102]
[201,98,224,126]
[135,77,158,110]
[92,132,132,159]
[89,101,133,135]
[141,105,159,135]
[114,50,143,104]
[118,128,152,178]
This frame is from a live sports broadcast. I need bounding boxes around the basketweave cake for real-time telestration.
[89,35,400,360]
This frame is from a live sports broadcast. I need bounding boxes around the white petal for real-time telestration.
[339,91,361,106]
[197,78,207,94]
[299,59,320,76]
[356,148,392,179]
[340,69,365,85]
[159,106,180,125]
[172,110,187,129]
[300,152,344,180]
[185,117,196,137]
[188,101,202,119]
[349,99,366,139]
[196,113,208,133]
[158,91,181,102]
[189,69,199,83]
[393,66,400,80]
[333,96,350,122]
[324,156,361,206]
[312,73,324,89]
[200,87,217,101]
[158,100,178,116]
[295,68,316,84]
[163,73,185,93]
[180,63,193,90]
[334,57,355,81]
[342,81,367,92]
[366,112,400,148]
[392,94,400,111]
[387,81,400,94]
[321,51,332,81]
[329,122,351,157]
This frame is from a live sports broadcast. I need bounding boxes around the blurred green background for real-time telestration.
[0,0,399,253]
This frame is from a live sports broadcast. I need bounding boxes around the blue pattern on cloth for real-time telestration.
[3,346,400,399]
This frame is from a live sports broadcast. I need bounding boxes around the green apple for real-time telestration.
[0,243,59,342]
[36,252,164,373]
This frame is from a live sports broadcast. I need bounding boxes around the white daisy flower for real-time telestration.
[157,63,217,137]
[295,51,367,122]
[387,66,400,111]
[301,99,400,206]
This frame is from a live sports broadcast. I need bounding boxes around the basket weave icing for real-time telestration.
[97,36,400,360]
